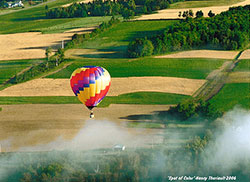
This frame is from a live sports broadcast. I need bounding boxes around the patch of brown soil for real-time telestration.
[0,77,206,97]
[155,50,239,60]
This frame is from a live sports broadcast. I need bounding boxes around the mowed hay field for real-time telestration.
[155,50,239,60]
[137,0,250,20]
[0,28,94,61]
[169,0,246,9]
[239,49,250,59]
[0,77,206,97]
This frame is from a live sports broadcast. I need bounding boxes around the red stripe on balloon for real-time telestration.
[85,82,111,107]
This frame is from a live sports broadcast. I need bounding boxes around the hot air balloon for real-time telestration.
[70,66,111,118]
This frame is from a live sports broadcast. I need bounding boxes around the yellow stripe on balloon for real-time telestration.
[71,68,88,78]
[78,87,90,104]
[90,83,96,97]
[77,91,85,104]
[95,79,101,94]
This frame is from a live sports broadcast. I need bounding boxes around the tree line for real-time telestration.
[66,16,120,49]
[9,48,64,84]
[167,99,222,121]
[128,5,250,57]
[46,0,184,19]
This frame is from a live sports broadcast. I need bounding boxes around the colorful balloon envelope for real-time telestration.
[70,66,111,114]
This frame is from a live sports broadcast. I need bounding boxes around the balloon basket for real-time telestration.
[90,111,94,119]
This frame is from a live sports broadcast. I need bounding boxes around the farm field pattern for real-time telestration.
[0,1,249,181]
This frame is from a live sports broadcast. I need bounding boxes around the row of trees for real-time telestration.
[66,16,120,49]
[46,0,184,19]
[9,48,64,84]
[168,99,223,121]
[128,5,250,57]
[178,10,215,18]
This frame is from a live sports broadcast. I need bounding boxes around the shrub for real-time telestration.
[128,38,154,57]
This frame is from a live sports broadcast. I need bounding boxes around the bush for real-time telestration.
[168,99,223,121]
[128,38,154,57]
[66,17,120,49]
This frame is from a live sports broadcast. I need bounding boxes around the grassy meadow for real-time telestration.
[209,83,250,112]
[74,20,178,56]
[0,59,41,85]
[234,59,250,71]
[47,58,225,79]
[40,16,114,34]
[209,58,250,112]
[0,92,191,105]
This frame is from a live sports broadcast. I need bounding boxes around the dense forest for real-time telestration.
[46,0,184,19]
[128,5,250,57]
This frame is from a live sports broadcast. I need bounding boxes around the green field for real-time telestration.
[0,92,191,105]
[209,83,250,112]
[75,20,178,55]
[41,16,113,34]
[0,59,41,85]
[234,59,250,71]
[100,92,192,107]
[170,0,245,9]
[47,58,225,79]
[0,0,84,34]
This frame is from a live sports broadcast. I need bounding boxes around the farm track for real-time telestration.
[194,49,247,101]
[42,62,73,78]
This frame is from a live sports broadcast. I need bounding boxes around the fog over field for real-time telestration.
[0,107,249,180]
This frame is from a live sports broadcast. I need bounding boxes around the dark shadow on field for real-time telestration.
[123,30,165,42]
[12,16,46,21]
[120,110,174,122]
[77,47,128,58]
[79,52,124,58]
[62,26,97,34]
[19,46,48,50]
[120,110,208,126]
[120,110,207,143]
[18,39,72,50]
[132,19,180,21]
